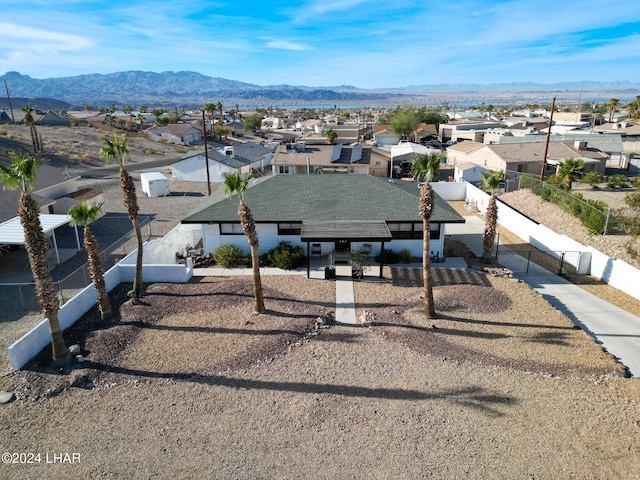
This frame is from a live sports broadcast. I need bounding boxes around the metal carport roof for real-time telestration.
[0,214,79,264]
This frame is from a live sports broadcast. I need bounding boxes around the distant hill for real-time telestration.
[0,96,74,111]
[1,70,639,108]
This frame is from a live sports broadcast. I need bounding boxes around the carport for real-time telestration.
[300,220,393,279]
[0,214,80,265]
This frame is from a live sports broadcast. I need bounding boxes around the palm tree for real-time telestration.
[68,201,112,320]
[418,183,436,318]
[0,153,70,364]
[411,151,445,183]
[556,158,585,190]
[325,128,337,145]
[608,98,619,123]
[481,170,503,261]
[99,134,144,303]
[21,106,42,153]
[223,171,265,314]
[217,102,224,122]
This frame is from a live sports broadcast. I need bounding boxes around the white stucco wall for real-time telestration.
[171,156,236,182]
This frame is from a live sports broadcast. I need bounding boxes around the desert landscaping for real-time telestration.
[1,124,640,478]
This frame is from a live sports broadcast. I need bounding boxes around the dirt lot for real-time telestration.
[0,271,639,479]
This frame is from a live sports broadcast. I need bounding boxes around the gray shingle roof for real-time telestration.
[182,175,464,224]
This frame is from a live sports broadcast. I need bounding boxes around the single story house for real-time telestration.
[146,124,203,144]
[446,140,609,179]
[171,143,274,182]
[272,142,379,175]
[373,124,400,146]
[180,174,464,276]
[453,162,490,183]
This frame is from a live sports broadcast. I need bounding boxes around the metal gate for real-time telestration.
[495,246,581,275]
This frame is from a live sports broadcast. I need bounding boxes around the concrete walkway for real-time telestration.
[334,265,357,325]
[517,273,640,377]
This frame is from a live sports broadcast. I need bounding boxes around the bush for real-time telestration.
[631,175,640,189]
[398,248,413,263]
[375,248,399,264]
[213,244,244,267]
[607,174,629,189]
[254,241,306,270]
[582,171,604,188]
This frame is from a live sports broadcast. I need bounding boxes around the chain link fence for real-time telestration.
[0,215,152,318]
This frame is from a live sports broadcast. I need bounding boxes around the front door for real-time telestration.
[335,239,351,251]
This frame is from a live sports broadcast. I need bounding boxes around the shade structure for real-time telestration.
[0,214,80,264]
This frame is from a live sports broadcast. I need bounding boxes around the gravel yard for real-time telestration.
[1,273,639,479]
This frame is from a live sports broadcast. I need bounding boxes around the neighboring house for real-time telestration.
[180,174,464,261]
[373,124,400,146]
[225,121,246,137]
[446,140,609,179]
[415,124,438,143]
[35,111,69,126]
[0,111,13,123]
[389,142,441,178]
[33,177,105,217]
[295,119,323,134]
[272,142,372,175]
[439,120,501,144]
[453,162,490,183]
[146,124,203,144]
[171,143,273,182]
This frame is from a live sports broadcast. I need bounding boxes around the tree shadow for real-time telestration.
[84,360,517,417]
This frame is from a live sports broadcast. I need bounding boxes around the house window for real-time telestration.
[277,222,302,235]
[278,165,291,174]
[219,223,244,235]
[430,223,441,240]
[517,164,525,173]
[386,222,441,240]
[387,222,423,239]
[375,161,381,166]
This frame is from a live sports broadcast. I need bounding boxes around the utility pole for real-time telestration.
[4,80,15,124]
[202,110,211,195]
[540,96,556,182]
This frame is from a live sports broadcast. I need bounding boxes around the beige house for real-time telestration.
[446,140,609,178]
[272,142,388,176]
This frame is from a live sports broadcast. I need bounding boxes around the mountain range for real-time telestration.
[1,71,639,109]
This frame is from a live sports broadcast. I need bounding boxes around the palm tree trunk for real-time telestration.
[84,227,112,320]
[250,243,265,313]
[18,192,70,364]
[483,195,498,260]
[422,217,435,318]
[131,215,144,300]
[120,167,144,302]
[239,201,265,313]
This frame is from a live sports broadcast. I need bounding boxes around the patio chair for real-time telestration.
[359,243,372,261]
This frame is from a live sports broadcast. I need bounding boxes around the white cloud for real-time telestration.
[262,38,311,51]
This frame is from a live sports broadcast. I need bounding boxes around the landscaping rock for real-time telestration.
[69,344,81,355]
[0,391,15,404]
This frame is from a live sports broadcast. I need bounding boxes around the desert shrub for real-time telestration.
[582,171,604,188]
[607,174,629,189]
[0,129,8,136]
[261,241,306,270]
[375,248,399,264]
[213,244,244,267]
[245,241,306,270]
[631,175,640,189]
[398,248,413,263]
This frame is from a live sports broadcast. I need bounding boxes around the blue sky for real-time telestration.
[2,0,640,89]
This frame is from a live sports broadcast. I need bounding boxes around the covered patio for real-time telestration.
[0,214,81,282]
[300,220,393,279]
